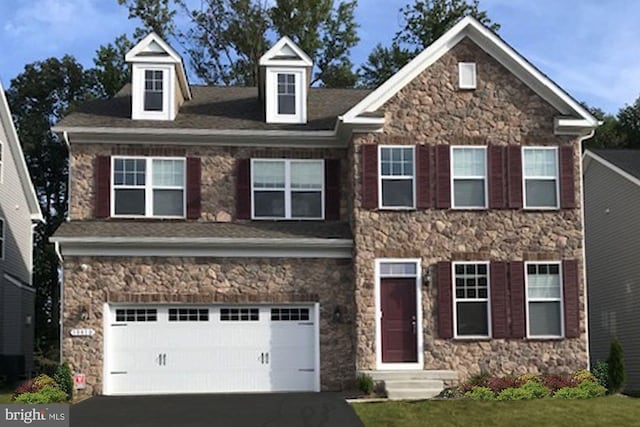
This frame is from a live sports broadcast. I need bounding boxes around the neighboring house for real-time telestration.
[0,82,44,382]
[51,17,598,399]
[584,149,640,392]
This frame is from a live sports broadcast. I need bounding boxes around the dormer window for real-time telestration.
[144,70,164,112]
[278,73,296,115]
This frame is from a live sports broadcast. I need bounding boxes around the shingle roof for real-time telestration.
[53,220,352,240]
[590,149,640,181]
[56,85,371,131]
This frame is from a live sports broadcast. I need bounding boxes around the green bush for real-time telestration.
[465,386,495,400]
[54,363,73,400]
[572,369,597,384]
[33,374,57,390]
[357,374,374,395]
[12,374,57,400]
[33,353,59,377]
[591,360,609,389]
[608,338,626,393]
[554,381,606,399]
[14,386,68,404]
[497,381,550,400]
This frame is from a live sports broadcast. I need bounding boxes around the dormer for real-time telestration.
[125,33,191,121]
[259,37,313,124]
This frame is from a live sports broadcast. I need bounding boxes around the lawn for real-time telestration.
[353,395,640,427]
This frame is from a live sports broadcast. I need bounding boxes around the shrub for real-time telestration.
[497,381,550,400]
[54,363,73,400]
[608,338,626,393]
[438,387,463,399]
[459,372,490,394]
[542,374,576,393]
[591,360,609,389]
[12,374,57,400]
[554,381,606,399]
[486,376,518,394]
[34,353,59,377]
[572,369,597,384]
[516,373,541,386]
[356,374,374,395]
[465,386,495,400]
[14,386,68,404]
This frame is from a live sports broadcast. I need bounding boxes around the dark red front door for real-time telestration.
[381,278,417,363]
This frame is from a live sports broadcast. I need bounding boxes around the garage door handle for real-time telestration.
[162,353,167,366]
[259,352,270,365]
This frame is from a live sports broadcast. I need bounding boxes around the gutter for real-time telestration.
[50,236,354,248]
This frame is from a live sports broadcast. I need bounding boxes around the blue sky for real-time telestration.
[0,0,637,113]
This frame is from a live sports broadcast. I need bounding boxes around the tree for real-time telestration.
[359,0,499,87]
[607,338,626,393]
[93,34,134,98]
[117,0,176,40]
[617,97,640,149]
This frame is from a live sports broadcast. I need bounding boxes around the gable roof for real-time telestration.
[342,16,599,134]
[584,149,640,188]
[259,36,313,67]
[0,81,43,222]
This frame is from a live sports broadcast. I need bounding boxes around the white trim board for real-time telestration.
[4,273,36,293]
[259,36,313,67]
[583,150,640,189]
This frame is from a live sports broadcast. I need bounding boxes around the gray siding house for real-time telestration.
[584,149,640,392]
[0,81,43,381]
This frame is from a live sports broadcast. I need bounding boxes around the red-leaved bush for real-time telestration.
[541,374,577,392]
[486,376,518,394]
[11,374,58,401]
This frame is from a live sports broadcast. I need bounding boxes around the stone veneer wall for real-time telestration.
[69,145,349,222]
[63,256,354,396]
[351,38,588,382]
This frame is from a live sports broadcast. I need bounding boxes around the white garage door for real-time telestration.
[103,304,319,395]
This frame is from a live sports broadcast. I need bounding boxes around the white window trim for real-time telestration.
[458,62,477,89]
[110,156,186,219]
[450,146,488,209]
[525,261,564,339]
[131,64,175,121]
[374,258,424,370]
[378,145,416,210]
[522,146,560,210]
[265,68,307,124]
[250,158,325,220]
[452,261,491,339]
[0,217,4,260]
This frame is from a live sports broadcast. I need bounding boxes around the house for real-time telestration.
[0,81,43,382]
[583,149,640,392]
[51,17,598,399]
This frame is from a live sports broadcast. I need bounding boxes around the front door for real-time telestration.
[380,278,417,363]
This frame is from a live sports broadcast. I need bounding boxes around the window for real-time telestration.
[220,308,259,321]
[526,262,563,337]
[0,218,3,259]
[458,62,477,89]
[112,157,185,217]
[144,70,164,111]
[115,308,157,322]
[379,146,415,208]
[271,308,310,321]
[451,146,487,208]
[453,262,490,337]
[252,159,324,219]
[277,73,296,115]
[169,308,209,322]
[523,147,559,209]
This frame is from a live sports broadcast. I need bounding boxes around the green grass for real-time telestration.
[353,395,640,427]
[0,387,13,404]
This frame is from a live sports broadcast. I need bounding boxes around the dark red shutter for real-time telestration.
[325,159,341,220]
[361,144,378,209]
[490,262,508,339]
[186,157,201,220]
[489,145,507,209]
[236,159,251,220]
[437,261,453,339]
[563,259,580,338]
[560,146,576,209]
[509,261,526,338]
[507,146,523,209]
[435,145,451,209]
[94,156,111,219]
[416,145,432,209]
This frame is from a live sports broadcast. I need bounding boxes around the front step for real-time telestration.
[359,370,458,401]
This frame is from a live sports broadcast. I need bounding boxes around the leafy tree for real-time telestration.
[92,34,134,98]
[117,0,176,40]
[617,97,640,149]
[359,0,499,87]
[607,338,626,393]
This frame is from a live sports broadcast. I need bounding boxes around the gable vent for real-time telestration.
[458,62,477,89]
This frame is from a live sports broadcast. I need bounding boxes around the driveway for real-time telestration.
[70,393,365,427]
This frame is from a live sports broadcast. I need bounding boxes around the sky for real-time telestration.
[0,0,637,114]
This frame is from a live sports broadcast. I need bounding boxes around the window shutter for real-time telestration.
[361,144,378,209]
[94,156,111,219]
[186,157,202,220]
[509,261,526,338]
[325,159,341,220]
[236,159,251,220]
[490,262,508,338]
[416,145,432,209]
[435,145,451,209]
[507,146,523,209]
[437,261,453,339]
[489,145,507,209]
[559,146,576,209]
[563,259,580,338]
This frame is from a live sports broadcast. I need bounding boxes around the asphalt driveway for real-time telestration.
[71,392,364,427]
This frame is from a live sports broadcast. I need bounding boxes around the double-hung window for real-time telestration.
[112,157,185,217]
[526,262,563,338]
[451,146,487,208]
[379,146,415,208]
[523,147,559,209]
[252,159,324,219]
[277,73,296,115]
[453,262,490,338]
[144,70,164,112]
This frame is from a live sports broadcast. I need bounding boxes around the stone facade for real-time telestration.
[63,256,354,396]
[351,38,588,382]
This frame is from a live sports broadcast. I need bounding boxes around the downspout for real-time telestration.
[578,129,595,370]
